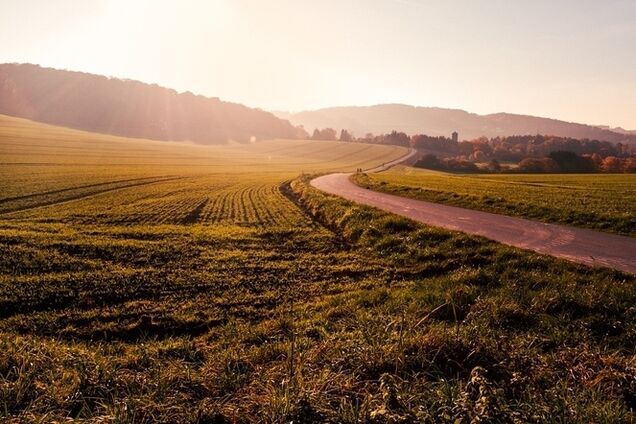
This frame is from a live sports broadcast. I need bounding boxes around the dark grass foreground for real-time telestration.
[0,175,634,423]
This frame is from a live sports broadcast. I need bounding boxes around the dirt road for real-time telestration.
[311,172,636,274]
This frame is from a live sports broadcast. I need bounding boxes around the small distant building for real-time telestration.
[451,131,459,143]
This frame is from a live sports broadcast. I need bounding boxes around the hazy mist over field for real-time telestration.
[1,1,635,422]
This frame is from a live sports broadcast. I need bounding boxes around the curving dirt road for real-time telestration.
[311,171,636,274]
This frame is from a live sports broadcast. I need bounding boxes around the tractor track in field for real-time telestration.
[0,176,183,216]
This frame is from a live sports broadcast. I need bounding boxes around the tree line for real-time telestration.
[309,127,636,173]
[415,151,636,173]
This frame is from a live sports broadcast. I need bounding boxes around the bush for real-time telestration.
[445,159,479,173]
[518,157,559,173]
[549,150,597,172]
[414,154,446,170]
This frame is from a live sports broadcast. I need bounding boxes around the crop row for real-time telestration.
[6,175,311,228]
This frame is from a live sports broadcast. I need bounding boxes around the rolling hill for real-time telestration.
[277,104,636,144]
[0,63,305,144]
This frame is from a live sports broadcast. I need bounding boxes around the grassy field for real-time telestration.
[353,166,636,236]
[1,115,636,422]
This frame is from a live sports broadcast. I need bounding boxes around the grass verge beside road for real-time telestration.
[353,166,636,236]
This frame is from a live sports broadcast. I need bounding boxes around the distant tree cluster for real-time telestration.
[416,151,636,173]
[516,158,559,173]
[594,155,636,173]
[311,128,338,141]
[339,129,353,142]
[414,154,478,173]
[464,135,631,162]
[411,134,458,152]
[410,134,631,162]
[368,130,411,147]
[517,152,636,173]
[310,128,410,146]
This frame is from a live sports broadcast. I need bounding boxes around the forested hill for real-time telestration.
[0,63,305,144]
[277,104,636,145]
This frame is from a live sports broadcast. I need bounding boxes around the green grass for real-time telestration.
[1,116,635,422]
[353,166,636,236]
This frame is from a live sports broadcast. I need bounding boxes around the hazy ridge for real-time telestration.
[277,104,636,144]
[0,63,304,144]
[2,63,634,146]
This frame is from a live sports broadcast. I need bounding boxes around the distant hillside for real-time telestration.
[596,125,636,136]
[277,104,636,145]
[0,63,304,144]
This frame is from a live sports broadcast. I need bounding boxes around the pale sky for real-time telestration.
[1,0,635,128]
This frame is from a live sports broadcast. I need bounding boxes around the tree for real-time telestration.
[549,151,596,172]
[623,157,636,173]
[414,154,445,170]
[518,158,559,173]
[320,128,337,141]
[294,125,309,139]
[384,131,410,147]
[601,156,623,172]
[411,134,457,153]
[487,159,501,172]
[311,128,337,141]
[339,129,352,142]
[472,150,486,162]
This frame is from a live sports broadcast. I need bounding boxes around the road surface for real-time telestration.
[362,148,419,172]
[311,172,636,274]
